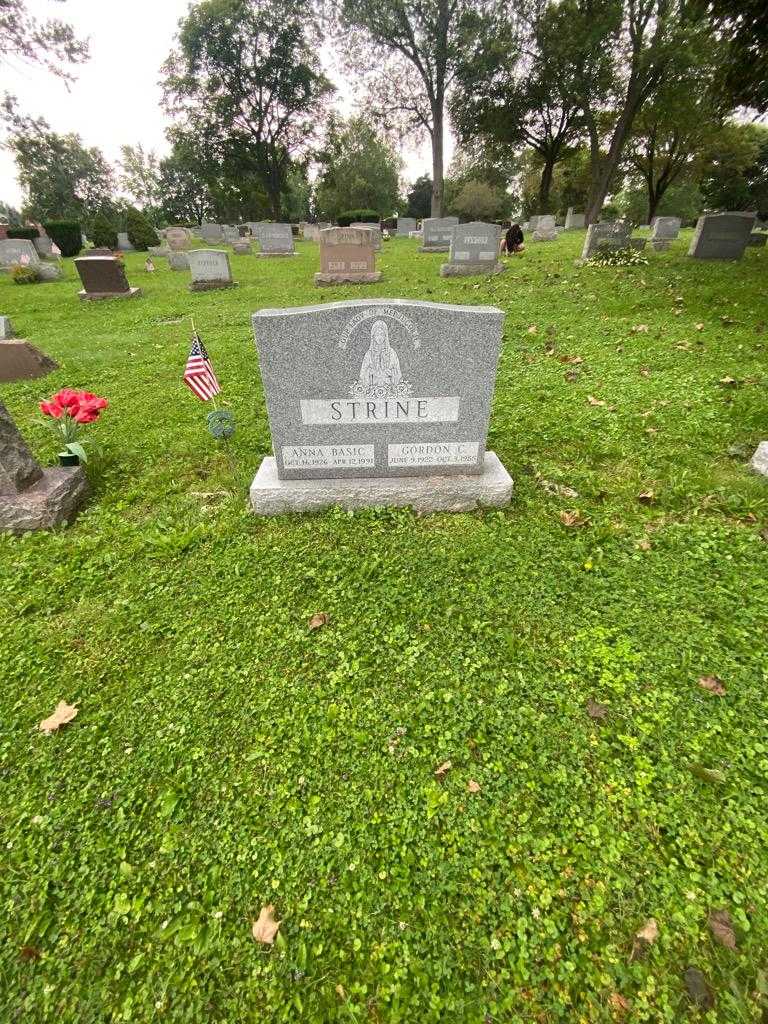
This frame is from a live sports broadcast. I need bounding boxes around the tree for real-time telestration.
[337,0,489,217]
[118,145,163,221]
[451,5,582,214]
[6,114,114,220]
[450,180,506,220]
[0,200,22,225]
[90,213,118,249]
[125,207,160,251]
[696,0,768,112]
[158,134,216,225]
[0,0,88,82]
[698,122,768,213]
[405,175,433,218]
[314,115,402,221]
[162,0,332,219]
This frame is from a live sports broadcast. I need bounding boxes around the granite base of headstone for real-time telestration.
[188,249,235,292]
[751,442,768,477]
[0,399,89,532]
[75,256,141,300]
[440,222,504,277]
[232,240,253,255]
[688,213,755,260]
[0,341,59,381]
[249,298,513,514]
[651,239,671,252]
[167,252,189,271]
[420,217,459,253]
[315,227,382,287]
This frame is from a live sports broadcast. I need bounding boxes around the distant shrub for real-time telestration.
[7,226,39,240]
[337,209,380,227]
[11,264,41,285]
[125,207,159,251]
[43,220,82,257]
[90,214,118,250]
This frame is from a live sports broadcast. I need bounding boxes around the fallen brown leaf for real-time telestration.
[718,376,740,387]
[527,324,538,334]
[637,490,655,504]
[467,779,481,793]
[335,984,346,999]
[308,612,329,630]
[698,675,726,697]
[695,322,705,331]
[637,538,652,551]
[587,395,606,407]
[630,324,649,334]
[564,370,580,382]
[560,510,588,528]
[434,760,452,781]
[639,367,651,377]
[586,698,609,720]
[19,946,41,962]
[252,905,281,944]
[636,918,659,944]
[558,354,583,365]
[708,908,737,949]
[684,967,714,1009]
[39,701,78,735]
[609,992,630,1014]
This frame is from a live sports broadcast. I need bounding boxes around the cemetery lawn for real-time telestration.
[2,233,768,1024]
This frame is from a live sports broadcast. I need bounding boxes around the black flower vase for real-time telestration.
[58,452,80,467]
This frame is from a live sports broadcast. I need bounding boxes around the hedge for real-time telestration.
[337,209,380,227]
[42,220,82,258]
[7,227,40,241]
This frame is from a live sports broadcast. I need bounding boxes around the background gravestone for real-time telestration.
[532,215,558,241]
[0,316,13,340]
[116,232,134,252]
[440,222,503,277]
[747,232,767,248]
[351,223,382,251]
[200,223,223,243]
[315,227,382,286]
[75,256,140,300]
[0,338,58,381]
[222,225,240,243]
[167,251,189,271]
[256,223,294,256]
[420,217,459,252]
[232,239,252,255]
[188,249,235,291]
[688,213,755,260]
[0,398,89,531]
[166,227,190,251]
[564,208,585,229]
[0,239,62,280]
[249,298,513,513]
[581,221,645,260]
[397,217,417,236]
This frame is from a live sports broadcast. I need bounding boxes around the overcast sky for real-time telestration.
[0,0,447,211]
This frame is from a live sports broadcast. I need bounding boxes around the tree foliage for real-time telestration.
[162,0,332,219]
[0,0,88,82]
[118,145,163,221]
[314,115,402,221]
[405,175,433,219]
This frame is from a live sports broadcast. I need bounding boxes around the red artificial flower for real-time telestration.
[53,388,83,410]
[39,399,64,418]
[40,388,108,423]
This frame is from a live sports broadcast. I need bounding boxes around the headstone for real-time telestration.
[0,239,62,280]
[351,223,382,251]
[232,239,252,255]
[117,232,134,252]
[223,225,240,243]
[420,217,459,253]
[188,249,234,292]
[409,230,422,239]
[651,216,681,241]
[167,251,189,271]
[166,226,190,251]
[747,232,767,248]
[751,441,768,477]
[89,247,114,256]
[200,223,224,243]
[397,217,417,236]
[564,208,585,229]
[0,340,58,381]
[581,220,639,260]
[440,221,503,277]
[0,316,13,339]
[255,223,294,256]
[528,216,541,231]
[0,225,8,240]
[303,224,320,242]
[315,227,381,287]
[148,244,171,258]
[0,399,89,532]
[74,256,141,300]
[688,212,755,260]
[33,235,56,259]
[249,298,513,514]
[531,215,558,241]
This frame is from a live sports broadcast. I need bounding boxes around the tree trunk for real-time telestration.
[430,102,444,218]
[537,154,556,214]
[647,192,660,225]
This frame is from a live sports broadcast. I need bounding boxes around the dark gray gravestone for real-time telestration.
[0,399,89,532]
[440,222,503,277]
[688,213,755,260]
[747,232,767,248]
[420,217,459,252]
[397,217,417,236]
[74,256,140,300]
[256,223,294,256]
[249,299,513,513]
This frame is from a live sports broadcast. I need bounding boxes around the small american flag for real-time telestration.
[183,332,221,401]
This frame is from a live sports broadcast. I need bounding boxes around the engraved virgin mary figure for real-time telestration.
[359,320,402,392]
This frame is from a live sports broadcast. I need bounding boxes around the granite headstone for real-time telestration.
[315,227,381,287]
[200,223,224,243]
[564,208,585,229]
[117,232,135,252]
[440,221,503,277]
[531,215,558,241]
[188,249,234,291]
[420,217,459,253]
[0,239,62,280]
[249,298,513,513]
[351,223,382,251]
[688,213,755,260]
[167,251,189,271]
[75,256,140,300]
[747,232,767,248]
[397,217,417,237]
[166,227,190,251]
[256,223,294,256]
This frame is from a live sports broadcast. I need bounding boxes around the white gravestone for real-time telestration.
[188,249,234,292]
[0,239,62,280]
[564,208,585,229]
[117,232,134,252]
[397,217,417,236]
[531,215,558,241]
[440,222,503,277]
[249,299,513,514]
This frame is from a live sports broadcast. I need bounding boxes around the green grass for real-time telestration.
[1,233,767,1023]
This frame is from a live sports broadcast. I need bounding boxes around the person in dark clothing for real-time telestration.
[504,223,524,254]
